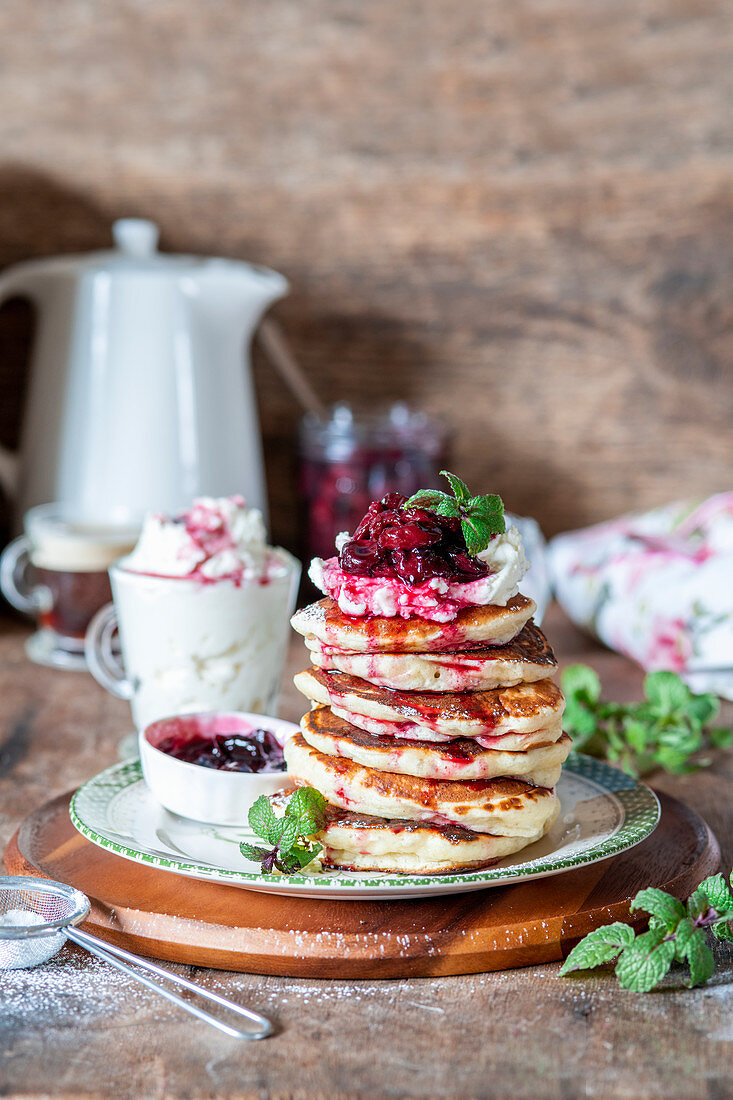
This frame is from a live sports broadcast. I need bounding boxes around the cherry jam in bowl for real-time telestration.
[139,712,296,825]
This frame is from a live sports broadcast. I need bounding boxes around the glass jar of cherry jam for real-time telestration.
[298,403,450,564]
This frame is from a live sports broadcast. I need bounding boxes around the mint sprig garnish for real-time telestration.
[406,470,505,555]
[561,665,732,777]
[560,873,733,991]
[240,786,327,875]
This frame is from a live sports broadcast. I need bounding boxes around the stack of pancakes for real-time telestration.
[288,593,569,874]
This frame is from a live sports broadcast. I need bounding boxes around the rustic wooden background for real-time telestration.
[1,0,732,550]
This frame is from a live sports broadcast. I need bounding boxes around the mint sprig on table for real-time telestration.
[406,470,505,555]
[561,872,733,991]
[562,665,732,777]
[240,787,327,875]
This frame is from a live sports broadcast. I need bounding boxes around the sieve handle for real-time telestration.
[65,927,273,1040]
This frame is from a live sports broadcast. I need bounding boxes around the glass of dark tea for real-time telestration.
[0,504,138,669]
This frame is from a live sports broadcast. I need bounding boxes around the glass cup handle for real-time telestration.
[85,603,132,700]
[0,536,46,615]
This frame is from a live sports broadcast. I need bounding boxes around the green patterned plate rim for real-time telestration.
[69,752,660,894]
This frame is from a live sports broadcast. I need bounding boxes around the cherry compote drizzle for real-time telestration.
[338,492,490,585]
[157,728,285,772]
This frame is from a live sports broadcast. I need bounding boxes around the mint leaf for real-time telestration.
[709,726,733,748]
[698,874,733,914]
[688,940,715,987]
[614,928,676,992]
[282,842,323,871]
[658,724,700,753]
[439,470,470,502]
[242,787,328,876]
[561,665,602,746]
[687,888,711,921]
[467,492,505,522]
[559,664,726,778]
[672,916,695,962]
[675,920,715,987]
[712,920,733,943]
[287,785,326,819]
[248,795,278,839]
[277,814,300,856]
[631,887,686,930]
[287,786,327,835]
[562,871,733,992]
[405,489,458,515]
[654,746,698,775]
[562,700,598,744]
[685,693,720,727]
[239,842,273,863]
[644,671,691,714]
[623,719,649,753]
[261,848,279,874]
[559,923,635,975]
[431,498,462,518]
[460,514,488,555]
[408,472,505,553]
[562,664,601,704]
[465,495,505,532]
[460,496,505,555]
[266,817,287,846]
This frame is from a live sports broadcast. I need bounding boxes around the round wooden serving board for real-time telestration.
[5,790,719,979]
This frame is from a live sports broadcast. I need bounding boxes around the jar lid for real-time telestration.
[299,402,449,461]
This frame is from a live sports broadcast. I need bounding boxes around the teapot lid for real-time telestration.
[99,218,204,271]
[111,218,161,258]
[2,218,288,297]
[9,218,205,276]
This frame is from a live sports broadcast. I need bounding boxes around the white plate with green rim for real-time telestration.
[69,753,660,900]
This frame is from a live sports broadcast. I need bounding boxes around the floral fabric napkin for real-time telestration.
[508,513,550,626]
[547,493,733,700]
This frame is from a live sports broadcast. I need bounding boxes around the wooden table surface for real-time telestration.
[1,605,731,1100]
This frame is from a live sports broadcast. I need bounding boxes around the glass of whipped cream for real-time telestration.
[84,497,300,729]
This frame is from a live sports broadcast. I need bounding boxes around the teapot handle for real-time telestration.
[0,267,39,306]
[0,446,17,503]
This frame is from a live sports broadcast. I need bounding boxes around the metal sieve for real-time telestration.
[0,876,272,1040]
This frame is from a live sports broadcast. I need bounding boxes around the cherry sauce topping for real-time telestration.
[157,728,286,773]
[338,492,490,585]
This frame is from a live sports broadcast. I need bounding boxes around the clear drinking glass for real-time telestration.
[0,504,138,669]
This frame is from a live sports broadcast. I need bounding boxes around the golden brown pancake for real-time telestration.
[326,706,564,749]
[284,731,560,836]
[317,804,555,874]
[294,667,565,746]
[305,621,557,692]
[291,594,535,654]
[301,706,571,786]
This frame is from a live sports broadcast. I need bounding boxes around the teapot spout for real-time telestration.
[196,260,288,340]
[232,263,289,328]
[243,264,289,317]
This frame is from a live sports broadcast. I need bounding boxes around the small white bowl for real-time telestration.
[139,711,296,825]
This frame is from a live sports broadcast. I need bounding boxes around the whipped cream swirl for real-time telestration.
[125,496,273,583]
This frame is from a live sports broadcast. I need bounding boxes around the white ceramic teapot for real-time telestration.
[0,219,287,526]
